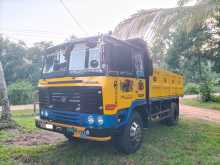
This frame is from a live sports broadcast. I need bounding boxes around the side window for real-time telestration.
[109,45,134,76]
[134,53,144,78]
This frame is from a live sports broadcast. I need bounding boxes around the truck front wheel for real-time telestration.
[113,111,143,154]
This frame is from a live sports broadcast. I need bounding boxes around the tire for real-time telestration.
[166,102,179,126]
[113,111,143,154]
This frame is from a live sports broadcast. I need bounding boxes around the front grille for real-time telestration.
[39,88,49,107]
[47,109,81,125]
[39,86,103,114]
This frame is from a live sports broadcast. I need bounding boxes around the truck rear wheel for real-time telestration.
[113,111,143,154]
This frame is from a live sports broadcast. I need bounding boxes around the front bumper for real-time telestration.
[35,117,118,141]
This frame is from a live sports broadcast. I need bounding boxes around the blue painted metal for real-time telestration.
[40,97,178,129]
[40,108,119,129]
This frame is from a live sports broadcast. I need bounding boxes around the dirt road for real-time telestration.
[1,100,220,123]
[0,104,38,111]
[180,104,220,123]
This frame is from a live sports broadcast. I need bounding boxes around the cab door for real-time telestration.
[108,44,135,110]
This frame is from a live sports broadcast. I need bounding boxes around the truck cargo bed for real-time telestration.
[149,68,184,98]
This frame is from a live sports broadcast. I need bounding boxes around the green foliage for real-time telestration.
[165,26,211,82]
[8,80,34,105]
[212,95,220,103]
[0,36,52,85]
[114,0,217,68]
[166,7,220,83]
[214,86,220,93]
[199,81,214,102]
[0,38,52,105]
[184,83,200,94]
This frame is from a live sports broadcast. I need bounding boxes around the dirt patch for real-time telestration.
[180,104,220,123]
[5,130,65,146]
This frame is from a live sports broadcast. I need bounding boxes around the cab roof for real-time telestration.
[46,35,148,54]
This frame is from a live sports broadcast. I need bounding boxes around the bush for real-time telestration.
[212,95,220,103]
[213,86,220,93]
[199,81,214,102]
[8,80,34,105]
[184,83,199,94]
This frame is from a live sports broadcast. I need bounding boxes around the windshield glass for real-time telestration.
[43,49,67,74]
[42,42,103,76]
[69,43,102,75]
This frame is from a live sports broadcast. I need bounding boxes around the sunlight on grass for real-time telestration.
[183,99,220,111]
[12,110,38,132]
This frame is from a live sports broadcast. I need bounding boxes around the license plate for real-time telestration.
[73,128,86,138]
[45,124,53,129]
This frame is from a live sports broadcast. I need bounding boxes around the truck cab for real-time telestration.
[36,35,183,154]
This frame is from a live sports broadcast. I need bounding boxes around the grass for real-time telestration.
[0,110,220,165]
[0,110,37,143]
[183,98,220,111]
[12,110,38,132]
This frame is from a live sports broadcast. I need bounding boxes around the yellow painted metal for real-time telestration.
[149,68,184,98]
[38,76,146,115]
[38,69,183,115]
[72,135,111,141]
[37,118,111,141]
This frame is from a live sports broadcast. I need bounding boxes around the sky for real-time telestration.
[0,0,184,46]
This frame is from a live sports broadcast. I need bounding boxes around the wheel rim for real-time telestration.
[129,121,142,145]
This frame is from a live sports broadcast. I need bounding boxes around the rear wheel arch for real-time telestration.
[132,105,148,128]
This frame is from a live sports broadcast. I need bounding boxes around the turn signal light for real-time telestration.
[105,104,117,110]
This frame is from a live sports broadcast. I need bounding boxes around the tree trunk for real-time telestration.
[0,61,11,120]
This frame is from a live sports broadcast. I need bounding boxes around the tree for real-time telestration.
[165,8,220,83]
[0,61,15,129]
[0,36,52,86]
[113,0,218,67]
[26,41,53,85]
[0,61,10,120]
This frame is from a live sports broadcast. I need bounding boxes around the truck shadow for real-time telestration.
[39,122,175,158]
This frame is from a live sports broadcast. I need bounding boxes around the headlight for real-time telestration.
[45,111,48,117]
[97,116,104,125]
[40,110,44,116]
[88,115,94,125]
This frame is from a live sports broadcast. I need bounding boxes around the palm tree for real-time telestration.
[113,0,218,65]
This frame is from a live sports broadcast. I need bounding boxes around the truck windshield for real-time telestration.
[69,43,103,75]
[43,43,103,76]
[43,49,67,74]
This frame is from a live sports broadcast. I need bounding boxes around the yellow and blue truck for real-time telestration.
[36,35,183,154]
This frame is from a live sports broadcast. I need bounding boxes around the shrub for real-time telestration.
[184,83,199,94]
[199,81,214,102]
[212,95,220,103]
[213,86,220,93]
[8,80,34,105]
